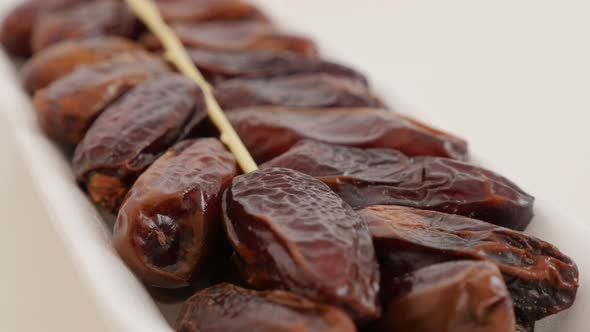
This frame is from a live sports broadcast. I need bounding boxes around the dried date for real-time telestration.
[223,167,380,322]
[359,205,579,322]
[22,36,144,93]
[73,74,206,212]
[372,261,515,332]
[226,107,468,162]
[515,320,535,332]
[141,20,317,58]
[262,140,533,230]
[114,139,237,288]
[33,51,170,146]
[189,48,367,84]
[31,0,138,52]
[1,0,41,57]
[176,283,356,332]
[215,74,382,109]
[156,0,269,23]
[0,0,86,57]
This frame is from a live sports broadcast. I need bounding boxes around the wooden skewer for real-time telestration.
[125,0,258,173]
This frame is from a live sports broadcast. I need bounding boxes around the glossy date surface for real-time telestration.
[1,0,44,57]
[31,0,138,53]
[73,74,205,212]
[141,20,317,58]
[223,167,380,321]
[22,36,144,93]
[373,261,515,332]
[156,0,268,23]
[227,107,468,162]
[33,51,169,146]
[0,0,87,57]
[262,140,534,230]
[176,283,357,332]
[215,74,382,109]
[114,139,237,288]
[188,48,367,84]
[360,205,579,322]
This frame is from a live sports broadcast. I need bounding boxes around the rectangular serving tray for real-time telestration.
[0,1,587,331]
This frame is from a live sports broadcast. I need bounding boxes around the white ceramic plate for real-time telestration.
[0,0,587,331]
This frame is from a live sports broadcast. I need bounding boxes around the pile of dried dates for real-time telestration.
[1,0,579,331]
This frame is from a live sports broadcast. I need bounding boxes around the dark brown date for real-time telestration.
[176,283,357,332]
[223,167,380,322]
[141,20,317,58]
[22,36,144,93]
[114,139,237,288]
[73,74,206,212]
[262,140,533,230]
[515,320,535,332]
[0,0,86,57]
[359,205,579,322]
[156,0,269,23]
[32,51,170,146]
[31,0,138,53]
[226,107,468,162]
[189,48,367,84]
[372,261,515,332]
[1,0,40,57]
[215,74,382,110]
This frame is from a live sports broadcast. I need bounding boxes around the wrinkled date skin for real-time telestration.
[176,283,357,332]
[223,168,380,322]
[114,139,237,288]
[189,48,367,84]
[141,20,317,58]
[226,107,468,162]
[22,36,144,93]
[73,74,206,213]
[371,261,515,332]
[33,51,170,146]
[215,74,382,110]
[359,205,579,322]
[31,0,139,53]
[262,140,534,230]
[156,0,269,23]
[0,0,87,57]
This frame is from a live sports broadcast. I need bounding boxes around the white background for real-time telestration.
[1,0,589,330]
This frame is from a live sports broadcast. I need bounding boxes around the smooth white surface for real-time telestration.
[0,46,172,332]
[0,0,588,331]
[0,113,107,331]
